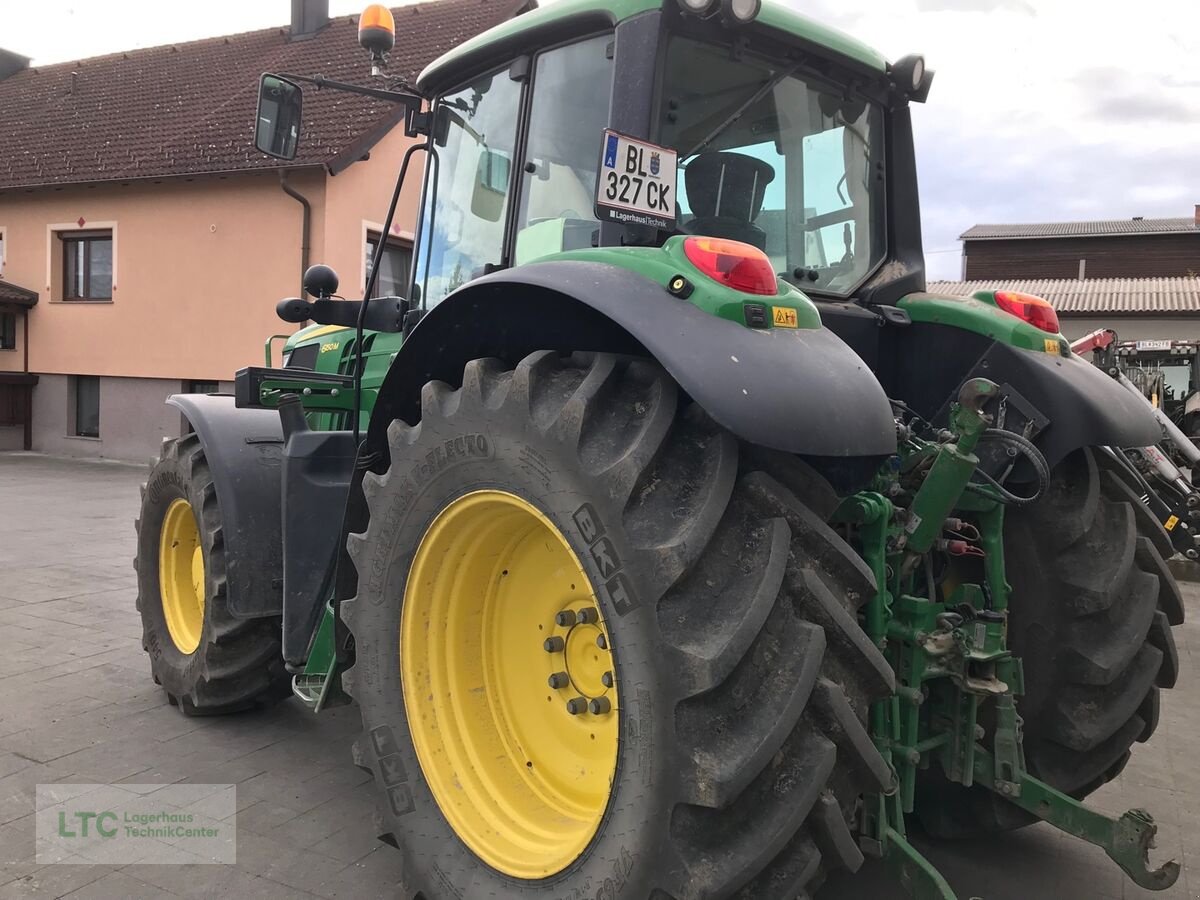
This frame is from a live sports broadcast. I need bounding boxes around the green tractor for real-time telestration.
[134,1,1182,896]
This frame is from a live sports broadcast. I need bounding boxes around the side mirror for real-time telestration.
[255,74,303,160]
[470,149,511,222]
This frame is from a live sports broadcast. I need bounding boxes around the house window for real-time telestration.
[71,375,100,437]
[365,232,412,299]
[186,380,220,394]
[0,313,14,350]
[62,230,113,300]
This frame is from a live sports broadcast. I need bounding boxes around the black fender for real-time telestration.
[868,322,1160,475]
[970,341,1160,467]
[366,260,898,459]
[167,394,284,618]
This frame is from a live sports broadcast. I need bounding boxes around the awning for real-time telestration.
[0,280,38,308]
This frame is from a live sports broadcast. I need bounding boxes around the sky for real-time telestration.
[3,0,1198,281]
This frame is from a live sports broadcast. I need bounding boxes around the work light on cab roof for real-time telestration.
[358,4,395,76]
[890,54,934,101]
[676,0,762,25]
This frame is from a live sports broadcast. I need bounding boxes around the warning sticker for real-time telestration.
[1165,515,1179,531]
[595,130,677,230]
[1044,339,1061,355]
[773,307,798,328]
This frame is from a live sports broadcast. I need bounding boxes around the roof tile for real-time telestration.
[0,0,525,191]
[0,280,39,306]
[960,218,1199,241]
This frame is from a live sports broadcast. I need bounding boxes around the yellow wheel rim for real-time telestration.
[401,490,618,879]
[159,498,206,654]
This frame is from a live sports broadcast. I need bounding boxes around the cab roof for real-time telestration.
[417,0,888,95]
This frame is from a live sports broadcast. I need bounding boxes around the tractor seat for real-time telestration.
[681,151,777,251]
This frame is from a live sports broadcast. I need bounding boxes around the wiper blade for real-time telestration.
[681,62,801,160]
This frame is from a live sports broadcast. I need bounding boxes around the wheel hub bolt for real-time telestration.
[566,697,588,715]
[577,607,599,624]
[601,671,614,688]
[543,636,565,653]
[588,697,612,715]
[548,671,569,689]
[555,610,578,627]
[596,634,608,650]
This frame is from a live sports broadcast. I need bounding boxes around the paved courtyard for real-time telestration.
[0,453,1197,899]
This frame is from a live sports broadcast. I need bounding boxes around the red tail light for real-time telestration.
[682,237,778,296]
[993,291,1060,334]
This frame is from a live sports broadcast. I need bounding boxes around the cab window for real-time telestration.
[662,37,886,295]
[419,70,522,305]
[514,35,613,265]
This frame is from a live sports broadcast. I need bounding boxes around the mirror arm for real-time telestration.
[274,72,423,109]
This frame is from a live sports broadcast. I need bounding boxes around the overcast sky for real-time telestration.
[5,0,1198,280]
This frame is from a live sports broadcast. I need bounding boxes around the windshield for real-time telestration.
[660,37,887,296]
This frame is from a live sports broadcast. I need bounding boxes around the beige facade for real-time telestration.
[0,125,423,459]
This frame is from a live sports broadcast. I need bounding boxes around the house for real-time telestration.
[936,208,1200,343]
[960,209,1200,281]
[0,0,530,458]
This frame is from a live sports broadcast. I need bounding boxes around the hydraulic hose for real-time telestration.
[966,428,1051,507]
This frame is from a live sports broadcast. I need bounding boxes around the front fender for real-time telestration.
[367,261,897,458]
[167,394,283,618]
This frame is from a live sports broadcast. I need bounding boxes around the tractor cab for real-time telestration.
[412,18,901,305]
[254,0,930,322]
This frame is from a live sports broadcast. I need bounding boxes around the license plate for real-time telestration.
[595,130,677,230]
[1136,340,1172,351]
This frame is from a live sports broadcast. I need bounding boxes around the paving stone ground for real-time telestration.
[1,452,1197,900]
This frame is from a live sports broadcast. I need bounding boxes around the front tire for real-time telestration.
[134,434,292,714]
[342,352,896,899]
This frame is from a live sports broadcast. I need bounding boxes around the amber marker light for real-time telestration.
[359,4,396,74]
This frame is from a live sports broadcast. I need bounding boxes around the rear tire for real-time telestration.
[134,434,292,715]
[342,352,895,898]
[919,448,1182,835]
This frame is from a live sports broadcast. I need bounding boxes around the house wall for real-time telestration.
[965,234,1200,281]
[322,126,425,296]
[0,129,425,460]
[29,374,237,460]
[0,170,326,380]
[1059,316,1200,344]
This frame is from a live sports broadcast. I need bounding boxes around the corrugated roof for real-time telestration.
[961,218,1199,241]
[927,277,1200,316]
[0,0,526,191]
